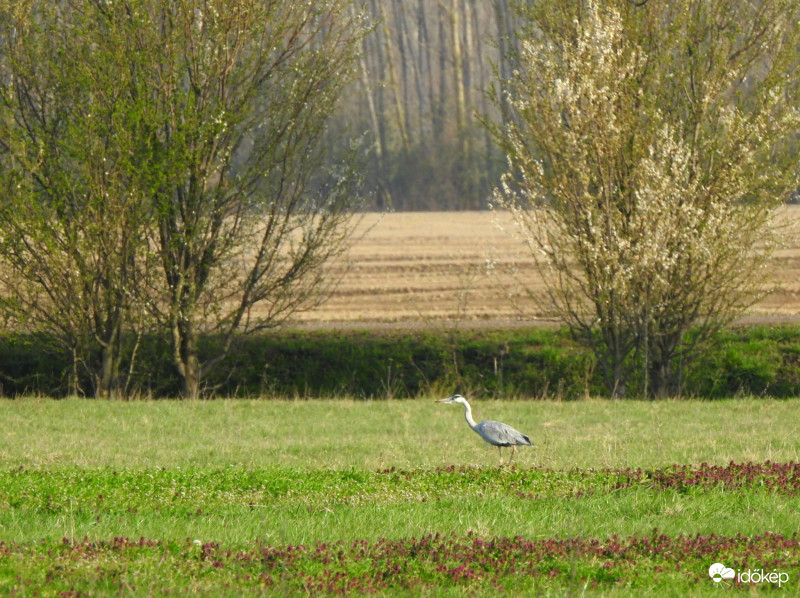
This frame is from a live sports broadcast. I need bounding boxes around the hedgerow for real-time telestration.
[2,325,800,399]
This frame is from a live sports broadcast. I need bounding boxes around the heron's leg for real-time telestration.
[498,446,503,466]
[508,445,517,465]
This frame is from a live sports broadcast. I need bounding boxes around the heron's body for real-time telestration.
[437,394,531,465]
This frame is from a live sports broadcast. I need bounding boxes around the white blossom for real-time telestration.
[493,0,800,396]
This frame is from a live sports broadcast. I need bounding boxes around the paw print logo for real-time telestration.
[709,562,735,587]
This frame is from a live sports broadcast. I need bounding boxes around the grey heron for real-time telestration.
[437,394,532,465]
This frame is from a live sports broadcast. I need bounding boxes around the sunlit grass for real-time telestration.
[1,397,800,595]
[1,396,798,469]
[2,466,799,546]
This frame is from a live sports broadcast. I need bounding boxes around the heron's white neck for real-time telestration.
[460,401,479,430]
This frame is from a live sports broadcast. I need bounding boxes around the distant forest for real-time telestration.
[329,0,515,211]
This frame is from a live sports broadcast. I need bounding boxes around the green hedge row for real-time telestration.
[2,325,800,399]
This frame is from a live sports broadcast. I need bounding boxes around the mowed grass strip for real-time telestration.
[1,397,799,470]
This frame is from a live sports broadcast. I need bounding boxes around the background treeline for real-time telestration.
[2,325,799,399]
[330,0,513,210]
[335,0,800,211]
[3,0,799,400]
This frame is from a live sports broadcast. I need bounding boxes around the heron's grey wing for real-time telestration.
[476,420,532,446]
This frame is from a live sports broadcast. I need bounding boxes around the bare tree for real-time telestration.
[492,0,800,397]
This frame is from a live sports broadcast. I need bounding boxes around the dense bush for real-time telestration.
[2,325,800,399]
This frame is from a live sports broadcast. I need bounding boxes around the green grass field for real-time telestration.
[1,397,799,596]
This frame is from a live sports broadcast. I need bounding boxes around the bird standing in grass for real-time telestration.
[437,394,532,466]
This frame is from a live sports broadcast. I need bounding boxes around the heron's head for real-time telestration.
[437,394,466,405]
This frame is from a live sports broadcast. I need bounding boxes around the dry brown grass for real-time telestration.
[289,206,800,329]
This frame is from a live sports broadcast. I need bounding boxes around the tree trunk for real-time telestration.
[450,0,468,139]
[390,0,412,148]
[650,360,673,400]
[380,3,409,153]
[97,341,121,399]
[173,318,201,400]
[493,0,512,126]
[612,362,626,399]
[94,304,125,398]
[365,0,392,208]
[434,3,448,140]
[355,34,390,208]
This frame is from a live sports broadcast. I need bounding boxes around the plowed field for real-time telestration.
[289,207,800,329]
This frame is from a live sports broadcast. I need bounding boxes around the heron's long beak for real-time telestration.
[436,398,451,403]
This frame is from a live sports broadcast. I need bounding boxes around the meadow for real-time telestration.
[1,397,799,596]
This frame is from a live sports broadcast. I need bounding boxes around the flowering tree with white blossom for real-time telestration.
[492,0,800,397]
